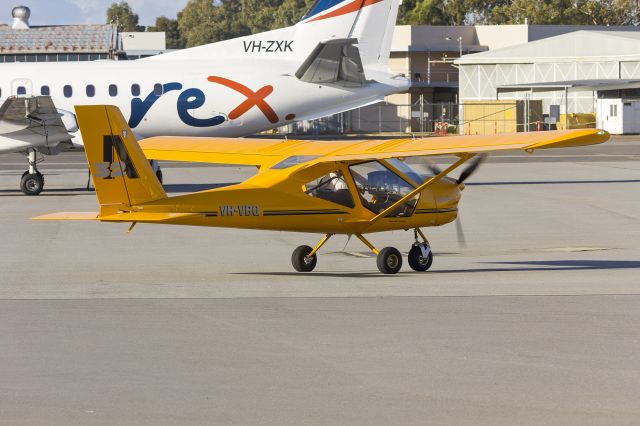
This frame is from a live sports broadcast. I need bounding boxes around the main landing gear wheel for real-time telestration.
[377,247,403,274]
[20,172,44,196]
[408,244,433,272]
[292,245,317,272]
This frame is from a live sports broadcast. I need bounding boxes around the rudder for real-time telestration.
[75,105,166,217]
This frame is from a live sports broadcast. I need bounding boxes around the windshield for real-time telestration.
[349,161,419,217]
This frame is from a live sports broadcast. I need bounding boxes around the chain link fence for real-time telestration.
[275,98,563,136]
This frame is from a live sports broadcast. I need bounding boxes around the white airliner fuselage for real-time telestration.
[1,59,406,141]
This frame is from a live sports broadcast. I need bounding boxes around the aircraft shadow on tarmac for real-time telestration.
[233,260,640,277]
[468,179,640,186]
[431,259,640,274]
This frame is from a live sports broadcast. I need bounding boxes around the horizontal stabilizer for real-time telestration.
[296,39,367,86]
[32,212,99,221]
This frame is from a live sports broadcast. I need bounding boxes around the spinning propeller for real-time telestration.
[422,154,488,249]
[424,154,487,184]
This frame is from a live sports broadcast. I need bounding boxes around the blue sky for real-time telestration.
[0,0,191,26]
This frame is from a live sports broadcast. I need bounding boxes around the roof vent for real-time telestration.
[12,6,31,30]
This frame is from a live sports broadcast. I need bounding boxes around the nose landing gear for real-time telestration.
[20,149,45,196]
[408,228,433,272]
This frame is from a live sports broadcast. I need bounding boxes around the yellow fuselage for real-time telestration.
[115,161,462,235]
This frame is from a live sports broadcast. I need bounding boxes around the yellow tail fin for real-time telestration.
[75,105,166,216]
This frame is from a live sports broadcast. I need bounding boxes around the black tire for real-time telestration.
[156,168,163,184]
[377,247,402,274]
[408,245,433,272]
[292,245,317,272]
[20,172,44,196]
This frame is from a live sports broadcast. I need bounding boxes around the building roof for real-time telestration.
[456,30,640,64]
[0,24,118,54]
[497,79,640,93]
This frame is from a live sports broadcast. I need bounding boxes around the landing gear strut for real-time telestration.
[20,148,44,196]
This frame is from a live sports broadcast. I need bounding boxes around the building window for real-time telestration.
[86,85,95,97]
[68,54,78,62]
[89,54,99,61]
[41,86,50,96]
[131,84,140,96]
[153,83,163,96]
[17,86,26,96]
[109,84,118,97]
[46,54,58,62]
[63,85,73,98]
[610,104,618,117]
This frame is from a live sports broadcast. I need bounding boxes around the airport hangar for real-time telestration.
[455,30,640,135]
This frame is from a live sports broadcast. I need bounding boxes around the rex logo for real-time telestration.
[207,76,280,124]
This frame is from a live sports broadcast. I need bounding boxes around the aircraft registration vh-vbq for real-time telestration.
[0,0,407,195]
[34,106,610,274]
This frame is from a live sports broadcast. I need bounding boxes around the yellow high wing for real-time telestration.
[139,129,610,170]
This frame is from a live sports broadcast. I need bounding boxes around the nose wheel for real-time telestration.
[408,228,433,272]
[20,149,45,196]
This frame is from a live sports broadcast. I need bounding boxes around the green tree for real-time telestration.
[107,1,145,32]
[574,0,640,25]
[148,16,184,49]
[178,0,248,47]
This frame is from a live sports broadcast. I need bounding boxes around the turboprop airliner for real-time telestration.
[0,0,407,195]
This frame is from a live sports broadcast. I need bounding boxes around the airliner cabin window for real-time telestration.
[153,83,163,96]
[109,84,118,97]
[41,86,50,96]
[17,86,26,96]
[86,85,95,97]
[349,161,419,217]
[304,170,354,208]
[63,85,73,98]
[131,84,140,96]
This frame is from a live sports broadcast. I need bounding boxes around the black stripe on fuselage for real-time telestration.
[262,209,346,216]
[414,208,458,214]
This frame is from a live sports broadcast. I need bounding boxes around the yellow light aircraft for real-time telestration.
[35,106,609,274]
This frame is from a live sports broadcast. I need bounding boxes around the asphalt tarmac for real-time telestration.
[1,138,639,425]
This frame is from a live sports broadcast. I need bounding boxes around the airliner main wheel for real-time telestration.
[20,172,44,196]
[408,244,433,272]
[292,245,317,272]
[377,247,402,274]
